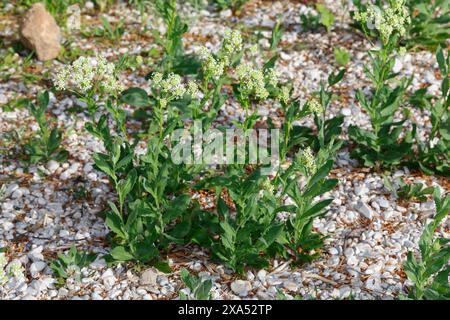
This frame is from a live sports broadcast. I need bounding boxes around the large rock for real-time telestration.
[19,3,61,61]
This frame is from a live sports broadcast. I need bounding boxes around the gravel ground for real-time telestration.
[0,0,449,300]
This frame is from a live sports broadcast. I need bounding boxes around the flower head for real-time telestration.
[96,54,124,95]
[152,72,163,86]
[54,55,123,96]
[187,80,199,97]
[8,260,25,282]
[278,86,290,104]
[265,68,279,87]
[297,147,317,175]
[70,56,96,93]
[307,98,323,114]
[158,73,186,99]
[198,46,225,79]
[249,44,258,56]
[236,63,269,100]
[353,0,410,43]
[221,29,243,60]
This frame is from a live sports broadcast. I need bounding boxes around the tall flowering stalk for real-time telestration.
[349,0,415,169]
[195,29,244,127]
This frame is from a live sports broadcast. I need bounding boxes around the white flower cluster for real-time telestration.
[96,55,123,95]
[187,80,199,97]
[236,63,270,100]
[197,29,244,79]
[152,73,200,108]
[307,98,323,114]
[198,47,225,79]
[153,72,186,99]
[54,55,123,95]
[0,253,25,286]
[278,86,290,104]
[221,29,243,63]
[297,147,317,175]
[354,0,410,43]
[265,69,279,87]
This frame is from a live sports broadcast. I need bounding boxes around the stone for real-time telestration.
[101,269,116,287]
[230,280,252,297]
[66,4,81,31]
[341,108,352,116]
[328,247,339,255]
[28,246,44,262]
[157,275,169,286]
[355,201,373,220]
[377,198,390,208]
[5,183,19,197]
[283,281,298,292]
[30,261,47,278]
[19,3,61,61]
[257,269,267,283]
[140,268,158,286]
[47,160,59,173]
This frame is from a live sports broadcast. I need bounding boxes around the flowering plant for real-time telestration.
[55,54,123,115]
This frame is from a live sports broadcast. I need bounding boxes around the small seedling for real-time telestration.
[334,47,350,66]
[91,16,125,43]
[403,189,450,300]
[23,91,69,165]
[179,268,213,300]
[397,180,435,203]
[316,3,335,33]
[50,245,97,286]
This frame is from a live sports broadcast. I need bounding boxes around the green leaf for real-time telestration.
[93,153,115,179]
[37,90,49,111]
[154,261,172,273]
[436,47,447,75]
[116,169,137,205]
[195,279,212,300]
[328,69,346,86]
[110,246,134,261]
[119,87,151,107]
[316,4,335,32]
[105,202,126,239]
[164,194,191,221]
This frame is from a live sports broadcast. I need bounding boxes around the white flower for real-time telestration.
[236,63,269,100]
[278,86,290,104]
[187,81,199,97]
[265,68,279,87]
[71,56,95,93]
[297,147,317,175]
[159,73,186,99]
[54,68,70,91]
[54,55,123,96]
[152,72,163,86]
[221,29,243,59]
[249,44,258,55]
[307,98,323,114]
[198,46,225,79]
[96,54,124,95]
[353,0,410,43]
[159,98,168,109]
[8,261,25,282]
